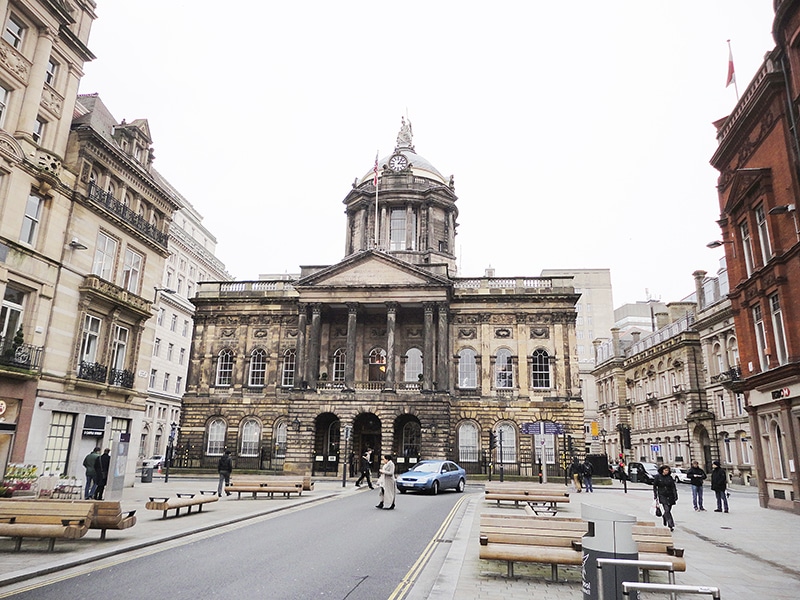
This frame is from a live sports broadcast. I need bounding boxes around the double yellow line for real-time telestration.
[388,494,469,600]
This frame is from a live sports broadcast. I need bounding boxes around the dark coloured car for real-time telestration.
[627,461,660,484]
[395,460,466,495]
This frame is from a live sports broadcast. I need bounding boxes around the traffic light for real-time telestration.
[489,431,497,451]
[567,435,574,452]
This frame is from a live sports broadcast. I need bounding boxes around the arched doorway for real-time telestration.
[353,412,382,473]
[393,415,421,474]
[312,412,340,475]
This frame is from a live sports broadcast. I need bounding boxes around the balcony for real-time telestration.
[108,368,135,389]
[87,182,169,248]
[80,275,152,318]
[710,366,742,385]
[0,336,43,373]
[78,361,108,384]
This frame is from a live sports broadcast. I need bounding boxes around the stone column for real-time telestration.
[384,302,397,391]
[16,27,55,138]
[54,64,83,153]
[345,303,358,390]
[293,304,307,389]
[380,206,388,249]
[436,303,449,391]
[423,303,435,392]
[307,304,322,389]
[426,203,435,251]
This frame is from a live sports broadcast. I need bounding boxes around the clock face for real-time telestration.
[389,154,408,172]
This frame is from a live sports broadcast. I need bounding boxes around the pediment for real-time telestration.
[724,168,772,214]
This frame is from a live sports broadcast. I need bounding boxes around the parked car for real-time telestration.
[142,455,164,470]
[395,460,466,495]
[673,467,691,484]
[626,461,660,484]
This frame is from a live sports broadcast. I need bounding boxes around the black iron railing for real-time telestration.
[710,365,742,384]
[108,368,135,388]
[87,182,169,247]
[0,336,43,371]
[78,361,108,383]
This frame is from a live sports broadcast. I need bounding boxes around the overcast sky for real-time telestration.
[77,1,777,307]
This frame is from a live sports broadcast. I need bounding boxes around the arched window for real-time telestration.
[458,348,477,388]
[496,422,517,463]
[216,349,234,386]
[713,342,724,375]
[281,349,296,387]
[274,421,287,458]
[240,419,260,457]
[530,349,550,389]
[368,348,386,382]
[248,348,267,387]
[728,338,739,368]
[402,422,421,458]
[495,348,513,389]
[332,348,346,382]
[106,180,116,198]
[206,418,226,455]
[458,421,479,463]
[404,348,423,382]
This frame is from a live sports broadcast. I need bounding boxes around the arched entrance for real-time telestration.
[353,412,381,474]
[393,415,421,474]
[312,412,340,475]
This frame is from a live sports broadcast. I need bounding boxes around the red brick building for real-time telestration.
[709,0,800,512]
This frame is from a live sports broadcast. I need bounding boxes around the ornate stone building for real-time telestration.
[181,122,583,477]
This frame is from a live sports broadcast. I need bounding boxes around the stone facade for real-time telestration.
[180,124,583,477]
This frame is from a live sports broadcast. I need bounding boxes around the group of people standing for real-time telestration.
[568,457,595,493]
[652,460,729,531]
[82,446,111,500]
[353,447,396,509]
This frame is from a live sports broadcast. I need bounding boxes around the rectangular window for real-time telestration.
[1,284,25,339]
[80,315,102,363]
[182,319,189,337]
[153,338,160,356]
[0,84,9,127]
[157,308,165,326]
[111,325,128,370]
[150,369,157,388]
[740,220,754,277]
[32,116,45,143]
[92,232,117,280]
[753,304,769,371]
[45,58,58,86]
[770,293,788,366]
[176,276,184,294]
[755,205,772,264]
[20,194,43,245]
[121,248,143,293]
[179,347,186,365]
[3,14,25,49]
[163,373,170,392]
[390,209,406,251]
[175,376,183,395]
[170,314,178,332]
[717,392,726,418]
[42,412,75,476]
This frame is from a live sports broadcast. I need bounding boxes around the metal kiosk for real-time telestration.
[581,504,639,600]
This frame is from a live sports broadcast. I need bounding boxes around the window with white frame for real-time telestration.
[121,248,143,293]
[332,348,346,382]
[736,393,745,416]
[179,347,186,365]
[755,204,772,264]
[175,376,182,395]
[2,14,25,49]
[157,308,165,326]
[170,314,177,332]
[111,325,128,370]
[206,418,226,455]
[458,348,477,388]
[248,348,267,387]
[163,373,170,392]
[274,421,287,458]
[79,315,101,364]
[530,349,550,389]
[390,208,406,250]
[496,422,517,463]
[42,412,75,476]
[769,293,788,366]
[457,421,479,463]
[404,348,423,382]
[149,369,157,387]
[240,419,260,456]
[1,284,25,339]
[216,349,233,386]
[495,349,513,389]
[752,304,769,371]
[167,343,174,362]
[45,57,58,86]
[32,116,45,143]
[0,84,9,127]
[717,392,726,418]
[368,348,387,382]
[20,194,43,245]
[739,433,750,463]
[740,220,755,277]
[92,232,117,280]
[182,319,189,336]
[281,349,296,387]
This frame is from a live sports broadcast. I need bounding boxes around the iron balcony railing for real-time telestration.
[78,361,108,383]
[710,365,742,384]
[0,336,43,372]
[108,368,135,388]
[87,182,169,248]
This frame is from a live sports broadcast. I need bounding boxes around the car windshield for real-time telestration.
[410,462,441,473]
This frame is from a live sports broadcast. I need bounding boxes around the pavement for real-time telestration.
[1,475,799,598]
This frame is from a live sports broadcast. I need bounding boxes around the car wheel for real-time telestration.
[456,478,465,493]
[399,488,407,494]
[431,480,439,495]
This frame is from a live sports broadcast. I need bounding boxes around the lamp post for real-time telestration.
[600,428,608,456]
[153,286,177,303]
[164,422,177,483]
[769,204,800,241]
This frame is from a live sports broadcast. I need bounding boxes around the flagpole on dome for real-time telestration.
[373,150,379,249]
[727,39,739,101]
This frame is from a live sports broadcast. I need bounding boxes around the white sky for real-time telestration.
[77,1,777,307]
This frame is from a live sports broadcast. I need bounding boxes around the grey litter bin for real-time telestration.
[581,504,639,600]
[141,467,153,483]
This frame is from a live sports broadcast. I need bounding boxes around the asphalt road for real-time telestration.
[5,487,475,600]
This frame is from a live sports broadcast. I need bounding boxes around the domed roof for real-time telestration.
[358,118,447,186]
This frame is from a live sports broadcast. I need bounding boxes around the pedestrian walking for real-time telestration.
[355,447,374,489]
[569,457,583,493]
[376,454,396,510]
[711,460,729,513]
[93,448,111,500]
[582,458,594,492]
[348,451,356,478]
[83,446,101,499]
[686,460,707,511]
[217,450,233,496]
[652,464,679,531]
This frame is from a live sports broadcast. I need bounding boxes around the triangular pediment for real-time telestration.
[724,167,771,214]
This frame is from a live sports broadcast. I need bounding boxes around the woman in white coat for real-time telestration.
[376,454,396,510]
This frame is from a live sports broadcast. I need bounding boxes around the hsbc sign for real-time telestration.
[770,387,792,400]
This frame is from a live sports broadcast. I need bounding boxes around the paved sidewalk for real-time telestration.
[1,477,799,598]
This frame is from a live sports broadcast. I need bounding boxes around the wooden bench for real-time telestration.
[257,474,314,491]
[479,514,685,579]
[145,491,218,519]
[484,484,570,514]
[0,500,93,551]
[225,478,304,500]
[9,500,136,540]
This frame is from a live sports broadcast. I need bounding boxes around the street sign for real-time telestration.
[651,444,661,453]
[522,421,565,435]
[344,425,352,441]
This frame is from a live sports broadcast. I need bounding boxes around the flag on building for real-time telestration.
[373,151,379,187]
[726,41,736,88]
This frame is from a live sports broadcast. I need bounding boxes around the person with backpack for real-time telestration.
[569,457,583,492]
[582,458,594,492]
[217,450,233,496]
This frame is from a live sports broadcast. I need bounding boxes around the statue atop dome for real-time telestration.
[395,116,414,151]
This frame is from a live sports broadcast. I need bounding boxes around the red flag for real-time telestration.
[726,42,736,88]
[373,151,379,187]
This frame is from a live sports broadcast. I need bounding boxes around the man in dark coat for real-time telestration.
[711,460,729,513]
[93,448,111,500]
[686,460,707,511]
[217,450,233,496]
[355,447,374,489]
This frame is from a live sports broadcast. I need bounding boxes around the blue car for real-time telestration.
[395,460,466,495]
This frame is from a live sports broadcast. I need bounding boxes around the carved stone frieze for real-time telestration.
[333,327,347,338]
[454,314,480,325]
[407,328,422,338]
[286,329,298,338]
[370,328,386,338]
[530,327,549,339]
[458,328,476,339]
[495,328,512,339]
[0,44,29,83]
[253,329,268,338]
[40,87,63,117]
[221,328,236,337]
[492,314,514,324]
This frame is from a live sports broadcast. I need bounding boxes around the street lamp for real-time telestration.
[164,422,177,483]
[153,286,177,303]
[769,204,800,241]
[292,417,301,432]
